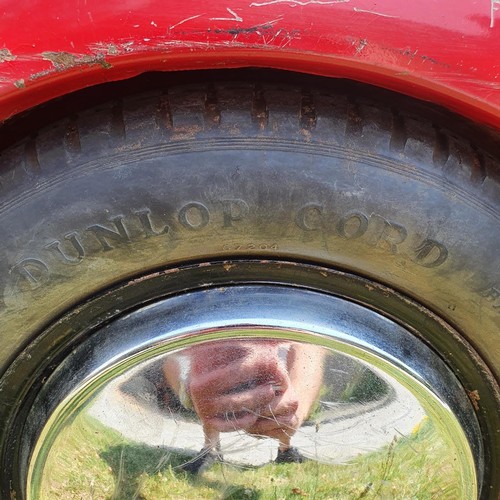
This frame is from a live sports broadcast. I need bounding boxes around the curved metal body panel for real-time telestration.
[1,0,500,127]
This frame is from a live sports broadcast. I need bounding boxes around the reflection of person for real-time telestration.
[162,340,325,473]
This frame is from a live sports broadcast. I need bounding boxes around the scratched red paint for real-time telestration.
[0,0,499,128]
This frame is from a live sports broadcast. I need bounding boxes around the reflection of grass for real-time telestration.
[39,416,116,498]
[40,414,460,499]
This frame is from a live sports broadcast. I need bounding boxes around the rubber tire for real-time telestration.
[0,81,499,488]
[1,80,498,361]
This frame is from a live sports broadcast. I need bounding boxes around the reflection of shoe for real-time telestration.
[181,447,222,474]
[275,446,305,464]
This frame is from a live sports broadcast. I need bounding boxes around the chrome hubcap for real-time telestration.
[25,284,481,499]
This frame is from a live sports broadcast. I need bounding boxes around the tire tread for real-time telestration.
[0,80,498,212]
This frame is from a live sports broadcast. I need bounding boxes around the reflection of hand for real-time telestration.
[187,341,299,434]
[163,340,325,444]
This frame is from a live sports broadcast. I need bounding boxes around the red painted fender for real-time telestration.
[1,0,500,128]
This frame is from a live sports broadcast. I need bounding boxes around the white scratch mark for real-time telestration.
[151,20,158,27]
[354,38,367,54]
[210,7,243,22]
[169,14,204,30]
[280,35,293,49]
[250,0,349,7]
[276,27,301,47]
[491,0,500,28]
[266,16,284,25]
[406,49,418,66]
[353,7,398,18]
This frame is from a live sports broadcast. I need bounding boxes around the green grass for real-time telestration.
[39,414,461,499]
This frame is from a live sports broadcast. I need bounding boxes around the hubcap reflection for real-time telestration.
[26,286,481,499]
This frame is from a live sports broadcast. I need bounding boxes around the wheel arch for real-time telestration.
[1,1,500,129]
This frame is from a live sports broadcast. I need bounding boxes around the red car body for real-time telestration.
[1,0,500,128]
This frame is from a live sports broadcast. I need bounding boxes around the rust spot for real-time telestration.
[42,51,79,69]
[467,389,480,411]
[29,69,52,81]
[89,41,134,55]
[223,262,236,271]
[0,48,16,62]
[128,271,162,285]
[420,54,443,66]
[103,44,120,56]
[213,23,276,35]
[41,51,112,71]
[397,48,450,68]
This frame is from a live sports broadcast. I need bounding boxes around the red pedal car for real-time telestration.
[0,1,498,498]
